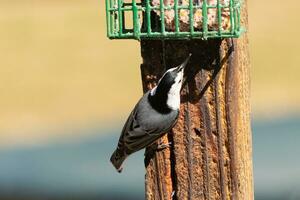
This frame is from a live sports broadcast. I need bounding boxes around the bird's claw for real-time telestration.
[156,142,172,151]
[144,142,172,167]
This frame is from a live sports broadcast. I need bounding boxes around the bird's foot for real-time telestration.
[156,142,172,151]
[145,142,172,155]
[144,142,172,168]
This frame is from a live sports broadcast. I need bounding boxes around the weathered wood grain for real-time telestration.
[141,1,253,199]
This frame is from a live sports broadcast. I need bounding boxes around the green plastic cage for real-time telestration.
[105,0,244,40]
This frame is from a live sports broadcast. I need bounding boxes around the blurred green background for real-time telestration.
[0,0,299,199]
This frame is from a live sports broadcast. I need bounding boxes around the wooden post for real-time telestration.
[140,1,253,199]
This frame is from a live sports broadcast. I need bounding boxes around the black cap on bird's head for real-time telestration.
[148,54,192,112]
[157,53,191,88]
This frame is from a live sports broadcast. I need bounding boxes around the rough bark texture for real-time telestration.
[141,1,253,199]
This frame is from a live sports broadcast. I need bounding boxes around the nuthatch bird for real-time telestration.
[110,54,191,172]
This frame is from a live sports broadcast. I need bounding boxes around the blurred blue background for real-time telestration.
[0,118,300,199]
[0,0,300,199]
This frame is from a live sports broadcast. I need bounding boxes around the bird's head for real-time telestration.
[149,54,191,111]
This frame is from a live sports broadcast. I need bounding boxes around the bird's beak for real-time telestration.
[176,53,192,72]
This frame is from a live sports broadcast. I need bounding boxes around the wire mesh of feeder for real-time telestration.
[105,0,244,40]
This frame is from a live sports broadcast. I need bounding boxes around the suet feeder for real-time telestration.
[105,0,244,40]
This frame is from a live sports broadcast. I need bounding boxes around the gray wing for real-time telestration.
[118,102,176,155]
[122,108,163,155]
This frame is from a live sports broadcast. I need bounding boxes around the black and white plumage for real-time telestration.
[110,54,191,173]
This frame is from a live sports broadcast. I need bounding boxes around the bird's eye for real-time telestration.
[178,80,182,83]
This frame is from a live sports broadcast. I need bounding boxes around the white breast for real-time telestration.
[166,74,182,110]
[167,92,181,110]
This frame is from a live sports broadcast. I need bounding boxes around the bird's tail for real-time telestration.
[110,149,127,173]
